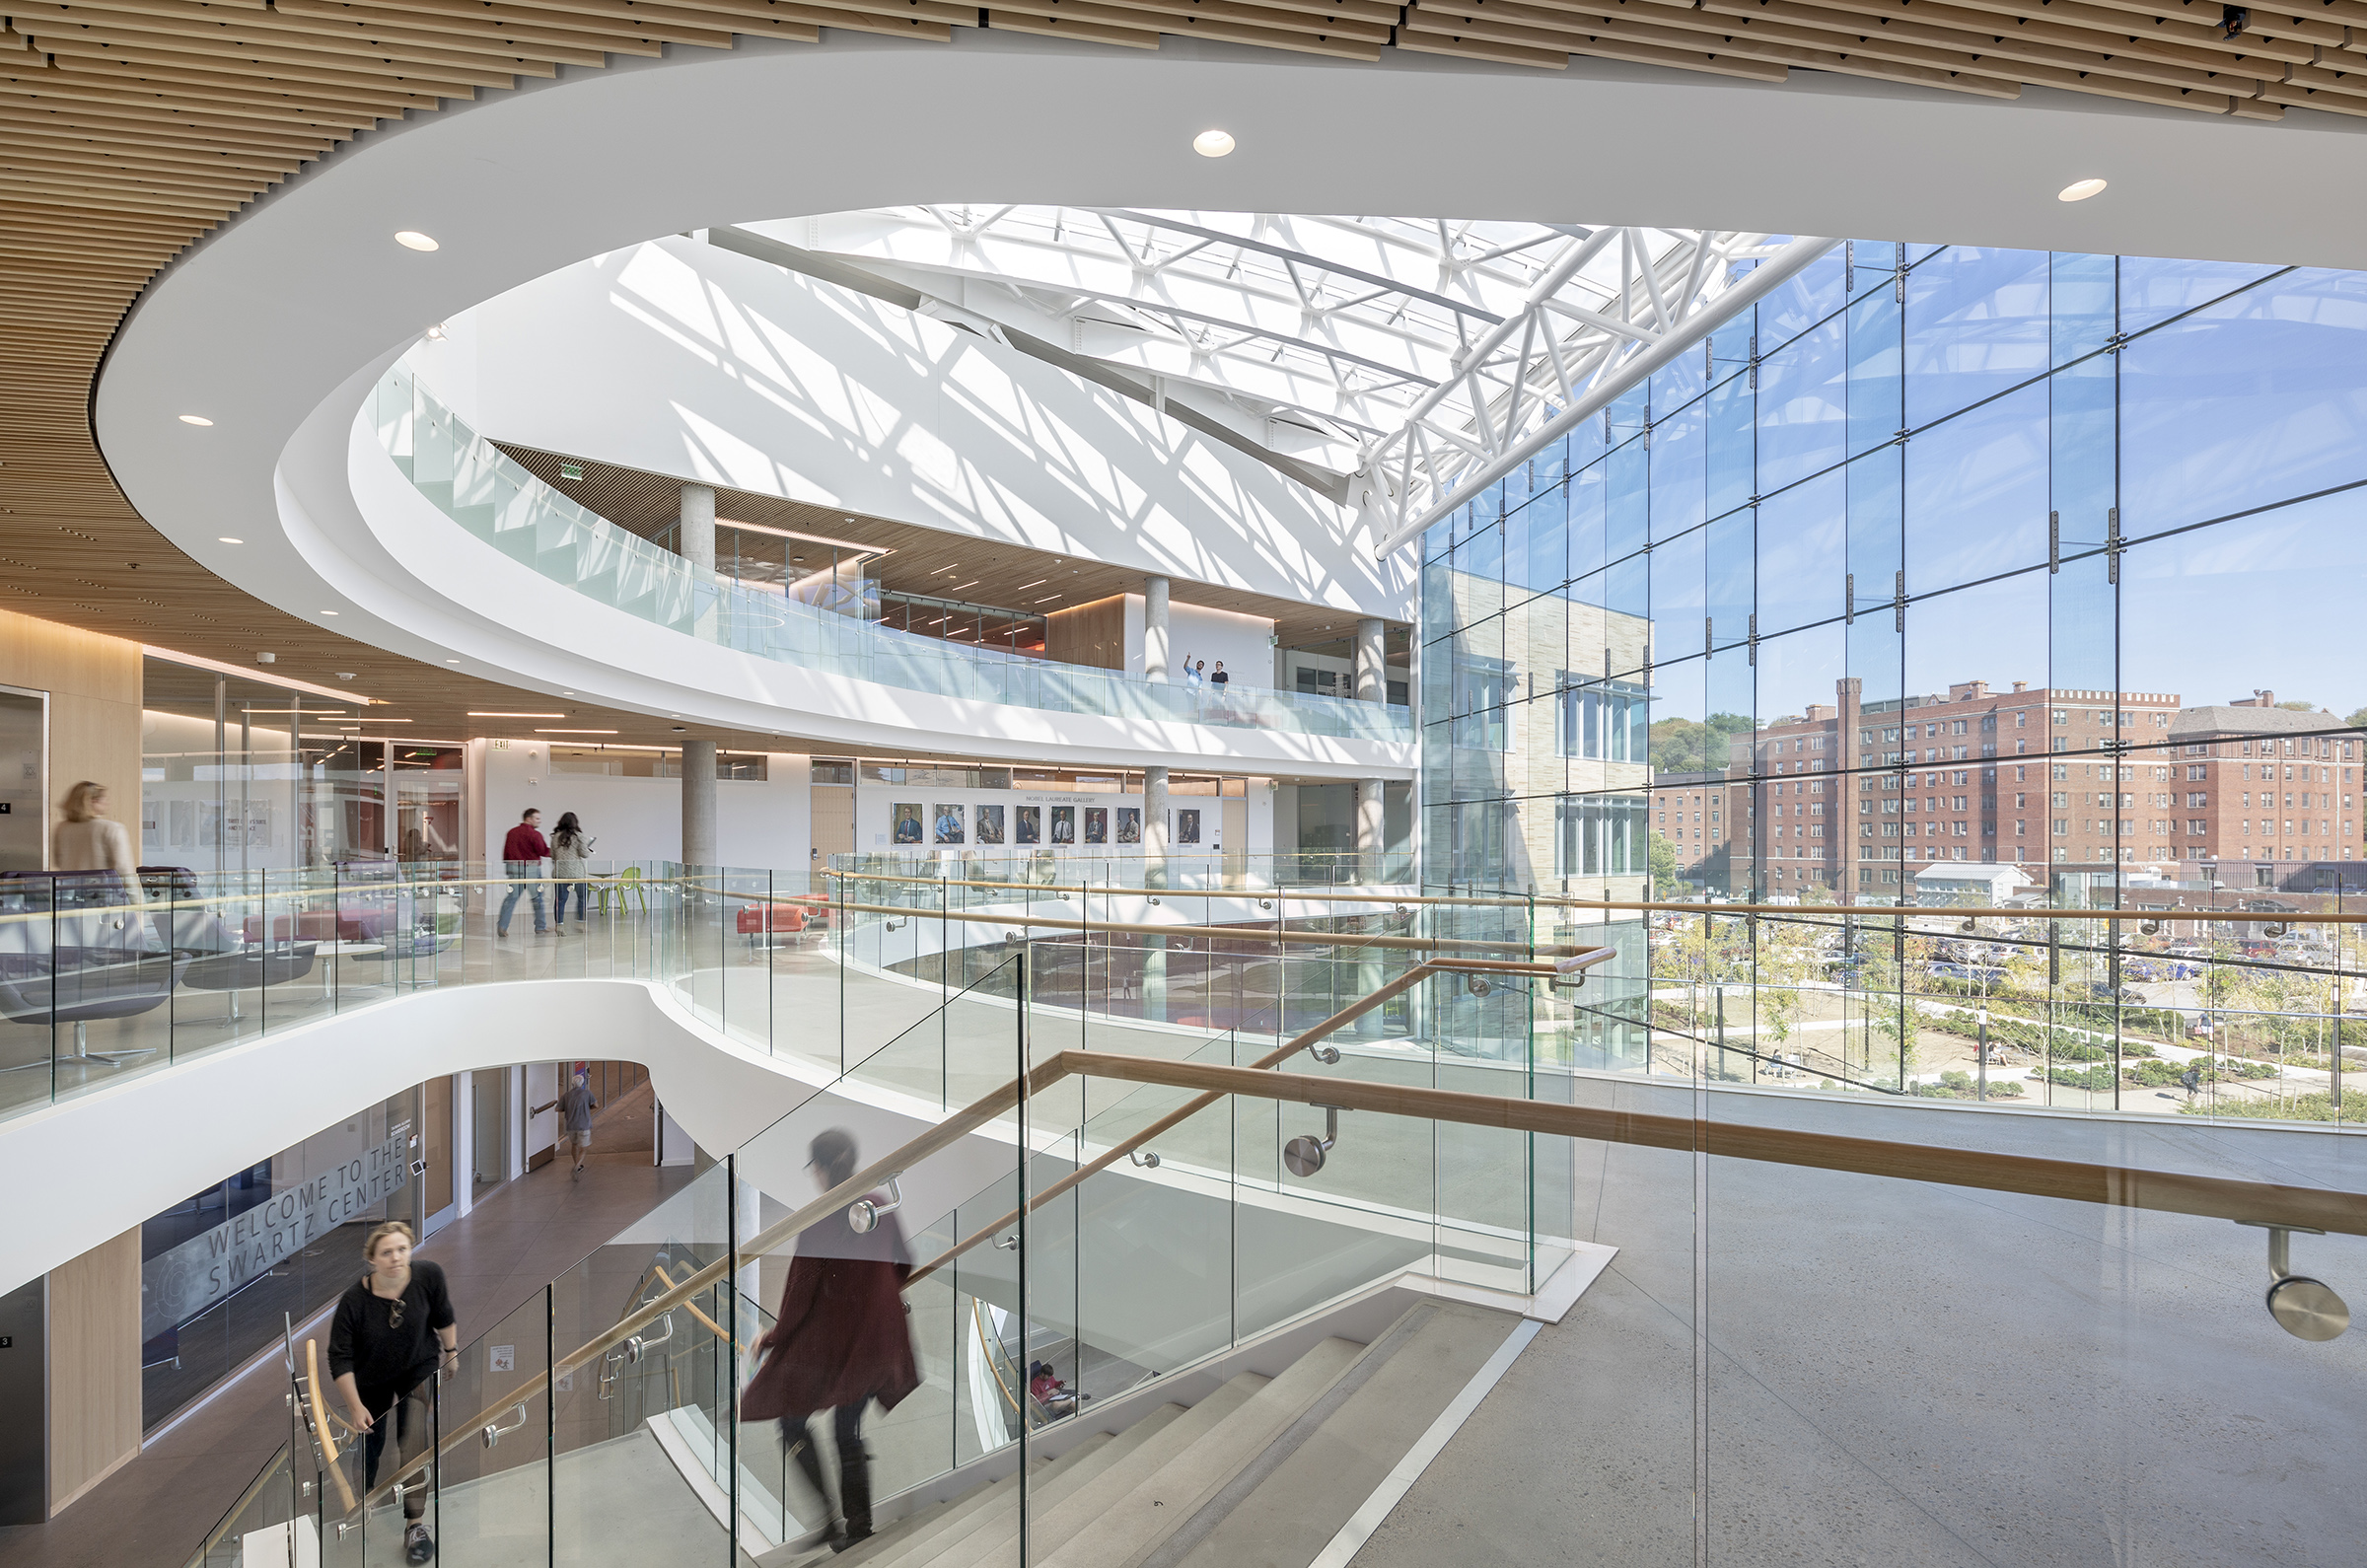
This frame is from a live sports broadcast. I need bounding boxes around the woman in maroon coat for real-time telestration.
[741,1129,920,1551]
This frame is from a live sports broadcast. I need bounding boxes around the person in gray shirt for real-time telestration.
[533,1071,600,1178]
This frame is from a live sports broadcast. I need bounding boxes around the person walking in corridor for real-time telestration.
[533,1070,600,1177]
[498,808,550,937]
[53,780,143,906]
[549,812,596,930]
[740,1129,919,1553]
[329,1221,457,1566]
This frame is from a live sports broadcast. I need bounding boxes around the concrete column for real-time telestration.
[680,483,716,573]
[1141,765,1169,1022]
[1356,778,1387,880]
[1355,777,1387,1026]
[681,739,717,869]
[1143,576,1171,681]
[1354,617,1386,703]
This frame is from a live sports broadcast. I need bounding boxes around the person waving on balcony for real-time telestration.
[741,1129,919,1552]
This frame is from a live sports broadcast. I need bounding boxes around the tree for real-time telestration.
[1650,711,1755,775]
[2346,705,2367,731]
[1649,830,1680,893]
[2275,699,2323,712]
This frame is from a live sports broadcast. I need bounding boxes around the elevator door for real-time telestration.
[0,687,45,874]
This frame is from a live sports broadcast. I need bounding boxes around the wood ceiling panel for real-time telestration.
[0,0,2319,773]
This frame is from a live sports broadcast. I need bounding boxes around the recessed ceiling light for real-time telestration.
[394,230,440,251]
[446,658,461,664]
[321,609,339,616]
[179,414,214,426]
[469,711,565,718]
[217,536,244,544]
[1193,129,1235,158]
[537,728,617,735]
[2057,178,2108,202]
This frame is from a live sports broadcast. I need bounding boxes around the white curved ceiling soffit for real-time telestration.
[93,35,2367,748]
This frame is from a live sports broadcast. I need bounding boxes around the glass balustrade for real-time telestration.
[370,363,1411,747]
[189,923,2367,1568]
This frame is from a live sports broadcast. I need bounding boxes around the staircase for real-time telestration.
[762,1300,1521,1568]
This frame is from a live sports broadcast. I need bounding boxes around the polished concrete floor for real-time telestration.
[1348,1101,2367,1568]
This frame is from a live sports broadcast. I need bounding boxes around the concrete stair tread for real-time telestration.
[843,1422,1128,1568]
[761,1434,1103,1568]
[856,1411,1160,1568]
[931,1375,1268,1568]
[1131,1302,1524,1568]
[1032,1339,1365,1568]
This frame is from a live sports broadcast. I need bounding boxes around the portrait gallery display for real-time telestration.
[933,804,965,844]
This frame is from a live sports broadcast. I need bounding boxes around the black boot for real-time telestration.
[787,1432,845,1549]
[832,1441,874,1551]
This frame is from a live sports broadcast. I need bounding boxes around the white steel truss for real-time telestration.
[749,210,1835,553]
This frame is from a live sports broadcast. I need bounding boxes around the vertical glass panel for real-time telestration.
[1756,248,1848,348]
[1757,317,1848,494]
[1705,370,1755,522]
[1845,280,1902,463]
[1565,449,1607,579]
[2117,252,2285,334]
[1649,401,1707,543]
[2119,492,2367,728]
[1903,247,2051,428]
[2051,251,2116,368]
[1757,470,1845,639]
[2118,268,2367,537]
[1704,510,1754,650]
[433,1289,551,1568]
[1649,527,1706,654]
[1606,439,1650,565]
[550,1164,736,1566]
[1903,380,2050,596]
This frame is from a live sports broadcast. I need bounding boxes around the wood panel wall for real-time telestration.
[1045,596,1128,673]
[46,1227,142,1517]
[0,607,142,865]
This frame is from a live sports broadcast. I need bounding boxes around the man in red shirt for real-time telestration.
[498,807,551,937]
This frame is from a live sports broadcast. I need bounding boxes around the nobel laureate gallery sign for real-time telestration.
[142,1134,411,1340]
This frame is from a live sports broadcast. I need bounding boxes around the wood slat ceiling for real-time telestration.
[0,0,2345,758]
[492,443,1408,652]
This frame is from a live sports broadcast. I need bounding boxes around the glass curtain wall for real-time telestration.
[1421,243,2367,1092]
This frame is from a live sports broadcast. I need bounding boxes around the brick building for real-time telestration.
[1648,770,1733,884]
[1646,679,2362,900]
[2167,694,2361,876]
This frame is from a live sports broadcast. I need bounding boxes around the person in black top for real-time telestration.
[328,1221,458,1565]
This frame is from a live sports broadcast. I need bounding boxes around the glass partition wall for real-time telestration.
[140,654,466,875]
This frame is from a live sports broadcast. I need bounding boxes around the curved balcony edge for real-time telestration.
[0,976,999,1301]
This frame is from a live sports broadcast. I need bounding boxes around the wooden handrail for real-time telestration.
[827,897,1579,956]
[824,869,1522,908]
[903,952,1610,1287]
[1537,895,2367,924]
[1066,1050,2367,1236]
[304,1338,358,1515]
[821,870,2367,925]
